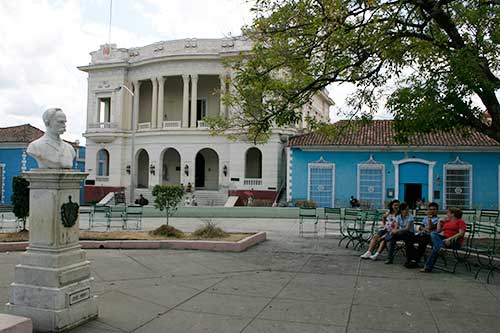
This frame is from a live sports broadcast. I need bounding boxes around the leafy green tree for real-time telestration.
[217,0,500,142]
[11,176,29,231]
[152,185,184,227]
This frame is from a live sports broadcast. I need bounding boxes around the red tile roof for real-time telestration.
[0,124,44,144]
[289,120,500,147]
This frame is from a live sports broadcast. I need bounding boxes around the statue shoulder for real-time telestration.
[27,137,45,155]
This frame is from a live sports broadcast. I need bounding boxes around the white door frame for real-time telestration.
[392,158,436,202]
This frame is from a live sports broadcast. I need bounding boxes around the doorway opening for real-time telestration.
[404,183,422,209]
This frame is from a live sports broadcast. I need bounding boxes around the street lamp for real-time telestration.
[116,84,136,203]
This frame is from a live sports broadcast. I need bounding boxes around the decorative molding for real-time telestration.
[185,38,198,48]
[357,155,385,208]
[307,159,335,207]
[443,157,473,209]
[392,157,436,202]
[0,163,5,204]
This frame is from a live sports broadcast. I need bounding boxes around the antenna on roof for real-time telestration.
[108,0,113,44]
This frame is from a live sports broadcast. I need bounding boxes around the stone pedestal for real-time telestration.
[5,169,98,332]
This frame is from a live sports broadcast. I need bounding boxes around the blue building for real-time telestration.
[0,124,85,205]
[287,120,500,210]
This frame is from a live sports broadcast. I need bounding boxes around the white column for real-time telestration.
[182,74,190,128]
[151,77,158,128]
[219,74,226,117]
[132,81,141,130]
[157,76,166,128]
[190,74,198,128]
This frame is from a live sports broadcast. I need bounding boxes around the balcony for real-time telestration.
[86,122,119,143]
[88,122,118,130]
[163,121,182,129]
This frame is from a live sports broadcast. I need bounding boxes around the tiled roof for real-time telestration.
[0,124,44,144]
[289,120,500,147]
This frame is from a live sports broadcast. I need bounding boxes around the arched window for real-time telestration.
[97,149,110,176]
[245,147,262,179]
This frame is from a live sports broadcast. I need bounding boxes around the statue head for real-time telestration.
[42,108,67,136]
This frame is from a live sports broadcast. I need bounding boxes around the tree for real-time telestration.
[11,176,29,231]
[152,185,184,227]
[218,0,500,143]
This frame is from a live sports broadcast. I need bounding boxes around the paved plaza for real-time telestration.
[1,217,500,332]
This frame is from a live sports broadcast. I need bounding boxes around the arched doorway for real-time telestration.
[245,147,262,179]
[136,149,149,188]
[195,148,219,190]
[161,148,181,185]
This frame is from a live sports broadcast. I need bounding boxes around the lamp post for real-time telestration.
[115,84,136,203]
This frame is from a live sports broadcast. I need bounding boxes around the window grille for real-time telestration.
[308,157,335,208]
[444,157,472,209]
[358,155,384,209]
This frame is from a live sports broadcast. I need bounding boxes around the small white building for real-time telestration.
[78,38,332,205]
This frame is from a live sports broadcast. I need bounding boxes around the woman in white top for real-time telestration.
[360,200,400,260]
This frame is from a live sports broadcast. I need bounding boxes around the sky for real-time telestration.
[0,0,365,143]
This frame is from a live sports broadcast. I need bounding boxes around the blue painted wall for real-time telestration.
[290,149,500,209]
[0,146,86,205]
[0,147,37,205]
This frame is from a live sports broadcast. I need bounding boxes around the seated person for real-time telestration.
[421,208,466,273]
[360,199,400,260]
[385,203,417,266]
[135,194,149,206]
[414,202,439,263]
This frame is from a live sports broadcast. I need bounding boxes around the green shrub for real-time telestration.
[11,177,29,231]
[152,185,184,226]
[149,225,184,238]
[192,220,228,239]
[295,200,317,208]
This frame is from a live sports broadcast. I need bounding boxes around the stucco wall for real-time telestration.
[290,149,500,209]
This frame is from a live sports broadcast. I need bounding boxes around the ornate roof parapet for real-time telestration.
[86,38,253,66]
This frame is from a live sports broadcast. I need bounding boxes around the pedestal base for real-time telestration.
[6,297,98,332]
[5,169,98,332]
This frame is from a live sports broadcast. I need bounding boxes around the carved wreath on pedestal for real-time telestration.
[61,196,79,228]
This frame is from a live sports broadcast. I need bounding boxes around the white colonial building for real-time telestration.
[79,38,332,205]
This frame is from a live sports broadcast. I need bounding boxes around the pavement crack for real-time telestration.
[239,254,313,332]
[129,276,228,332]
[343,258,362,333]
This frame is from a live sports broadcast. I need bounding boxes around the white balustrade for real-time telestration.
[88,122,118,129]
[95,176,109,182]
[244,178,263,186]
[162,121,181,129]
[197,120,209,129]
[137,122,151,130]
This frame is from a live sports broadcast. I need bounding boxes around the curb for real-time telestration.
[0,232,266,253]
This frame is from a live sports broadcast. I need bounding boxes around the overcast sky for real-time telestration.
[0,0,362,143]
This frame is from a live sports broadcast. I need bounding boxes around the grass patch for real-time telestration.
[0,229,252,242]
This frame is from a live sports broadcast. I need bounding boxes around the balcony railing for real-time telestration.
[243,178,263,186]
[163,121,181,129]
[95,176,109,182]
[88,122,118,130]
[197,120,209,129]
[137,122,151,131]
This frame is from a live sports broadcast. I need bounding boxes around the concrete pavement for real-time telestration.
[1,217,499,332]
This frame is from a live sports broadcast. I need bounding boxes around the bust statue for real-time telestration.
[27,108,76,169]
